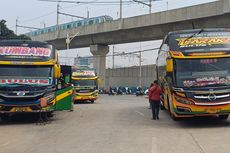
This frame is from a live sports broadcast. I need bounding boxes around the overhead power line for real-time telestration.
[58,11,86,19]
[38,0,133,4]
[16,25,40,30]
[20,10,57,24]
[109,47,159,57]
[59,47,159,59]
[38,0,162,4]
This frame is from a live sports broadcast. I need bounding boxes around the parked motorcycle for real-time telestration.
[136,87,144,96]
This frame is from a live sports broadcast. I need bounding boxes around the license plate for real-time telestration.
[205,108,221,114]
[15,107,28,112]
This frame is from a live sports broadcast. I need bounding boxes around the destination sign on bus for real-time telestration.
[170,31,230,52]
[177,37,230,48]
[0,78,50,85]
[0,47,51,57]
[72,70,95,77]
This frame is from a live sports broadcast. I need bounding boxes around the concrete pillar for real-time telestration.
[90,44,109,88]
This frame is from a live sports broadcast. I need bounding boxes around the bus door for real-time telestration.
[55,65,74,110]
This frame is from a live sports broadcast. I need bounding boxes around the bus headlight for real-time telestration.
[44,93,55,102]
[91,92,98,97]
[175,92,186,97]
[175,96,193,105]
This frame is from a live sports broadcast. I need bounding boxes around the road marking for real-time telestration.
[135,110,145,117]
[151,137,158,153]
[188,131,205,153]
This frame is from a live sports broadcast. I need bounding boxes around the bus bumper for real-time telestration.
[0,100,55,113]
[74,93,98,101]
[172,99,230,117]
[0,105,54,114]
[74,98,97,101]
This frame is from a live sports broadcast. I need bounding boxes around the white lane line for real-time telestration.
[135,110,145,117]
[151,137,158,153]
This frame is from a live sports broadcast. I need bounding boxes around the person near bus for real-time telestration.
[148,83,154,109]
[149,80,162,120]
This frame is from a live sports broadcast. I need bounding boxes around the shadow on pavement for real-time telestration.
[74,101,95,104]
[0,113,55,125]
[173,116,230,128]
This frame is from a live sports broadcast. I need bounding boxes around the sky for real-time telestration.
[0,0,217,67]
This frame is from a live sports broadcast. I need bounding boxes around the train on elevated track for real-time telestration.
[25,15,113,37]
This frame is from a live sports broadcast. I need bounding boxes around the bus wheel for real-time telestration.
[90,100,95,103]
[218,115,229,120]
[47,112,54,118]
[160,101,165,110]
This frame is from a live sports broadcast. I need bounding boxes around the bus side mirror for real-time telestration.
[166,59,173,72]
[98,78,101,86]
[161,44,169,52]
[54,64,61,79]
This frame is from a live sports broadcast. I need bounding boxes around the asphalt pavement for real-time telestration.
[0,95,230,153]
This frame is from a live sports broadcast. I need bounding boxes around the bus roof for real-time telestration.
[0,40,55,61]
[0,40,52,47]
[168,28,230,36]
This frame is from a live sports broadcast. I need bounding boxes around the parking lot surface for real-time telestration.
[1,95,230,153]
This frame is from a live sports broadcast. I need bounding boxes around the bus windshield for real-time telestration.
[0,65,52,77]
[72,79,97,87]
[174,58,230,88]
[0,65,53,86]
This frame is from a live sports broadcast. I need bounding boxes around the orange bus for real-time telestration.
[157,29,230,120]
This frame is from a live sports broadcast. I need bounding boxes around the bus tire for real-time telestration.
[160,100,165,110]
[218,115,229,120]
[47,112,54,118]
[90,100,95,103]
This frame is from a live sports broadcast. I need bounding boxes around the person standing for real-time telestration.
[148,83,154,109]
[149,80,162,120]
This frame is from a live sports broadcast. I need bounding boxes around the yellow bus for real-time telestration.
[0,40,73,120]
[72,69,99,103]
[156,29,230,120]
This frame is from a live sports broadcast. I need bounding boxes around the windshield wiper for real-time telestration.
[183,29,204,42]
[3,83,47,87]
[4,83,32,86]
[198,83,230,88]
